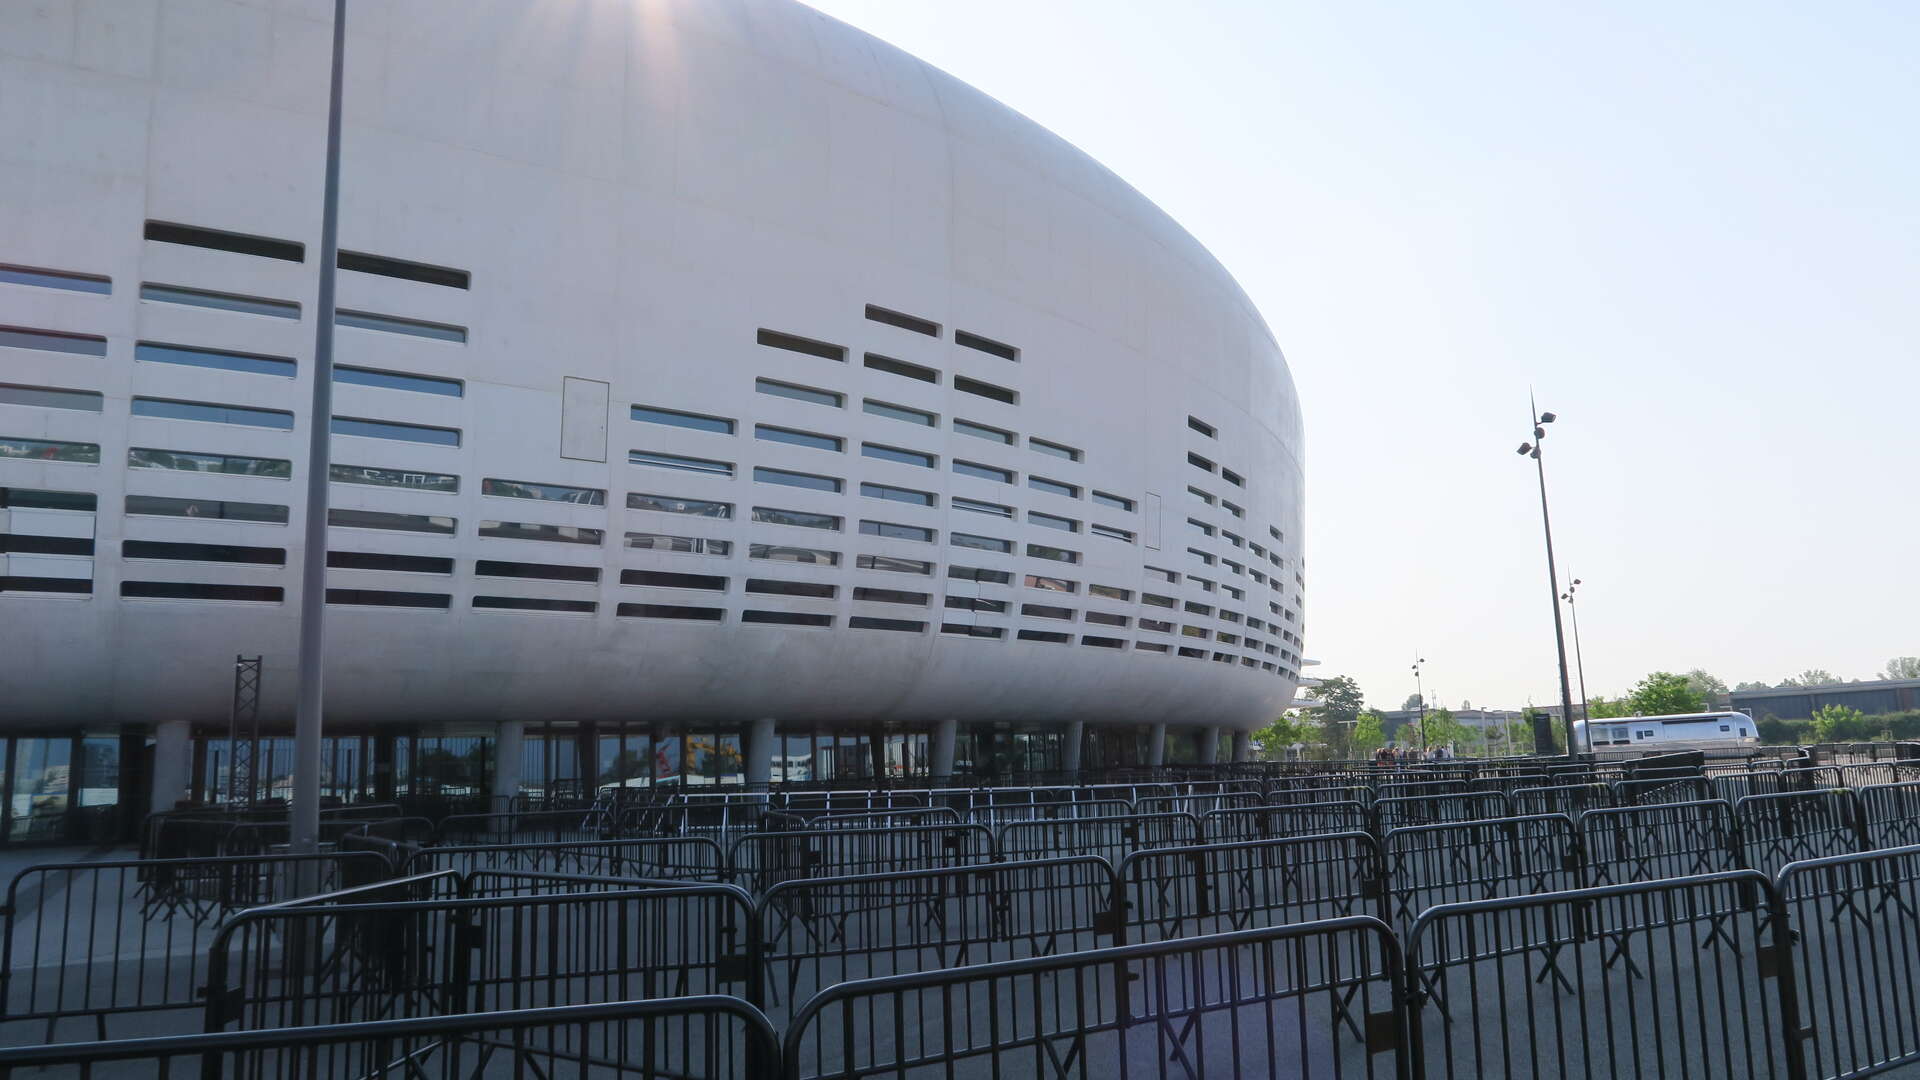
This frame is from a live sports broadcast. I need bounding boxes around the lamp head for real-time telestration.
[1516,442,1533,456]
[1538,411,1557,423]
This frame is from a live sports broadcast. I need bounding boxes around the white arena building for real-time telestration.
[0,0,1305,840]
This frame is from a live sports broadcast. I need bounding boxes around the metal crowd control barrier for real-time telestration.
[1857,781,1920,849]
[1777,844,1920,1080]
[755,856,1118,1018]
[963,796,1135,827]
[1735,790,1864,877]
[1510,782,1614,817]
[1382,814,1583,937]
[1374,792,1509,832]
[0,852,391,1043]
[762,806,961,831]
[431,808,615,845]
[726,824,994,894]
[204,876,756,1033]
[1612,774,1717,806]
[1582,799,1742,884]
[404,835,725,881]
[1406,871,1800,1079]
[1200,801,1372,843]
[1134,791,1264,815]
[781,916,1409,1080]
[1269,783,1375,807]
[1116,832,1380,942]
[993,812,1198,866]
[0,996,778,1078]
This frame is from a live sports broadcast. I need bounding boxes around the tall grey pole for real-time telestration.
[1565,583,1590,720]
[291,0,347,856]
[1528,401,1578,758]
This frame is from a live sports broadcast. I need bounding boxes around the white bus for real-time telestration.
[1572,712,1759,757]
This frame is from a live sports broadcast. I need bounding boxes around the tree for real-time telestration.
[1782,669,1841,688]
[1627,671,1706,715]
[1402,693,1424,711]
[1255,712,1313,760]
[1887,657,1920,680]
[1684,669,1728,703]
[1810,704,1865,743]
[1734,680,1771,692]
[1352,711,1386,756]
[1309,675,1365,760]
[1421,707,1469,751]
[1587,696,1633,719]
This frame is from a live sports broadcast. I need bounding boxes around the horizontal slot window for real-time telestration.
[1188,548,1216,565]
[752,506,841,531]
[942,623,1003,639]
[862,443,935,469]
[948,565,1012,585]
[474,595,596,614]
[479,521,603,545]
[1030,438,1079,462]
[756,379,842,408]
[1178,647,1207,659]
[626,532,732,557]
[1189,487,1215,506]
[1188,575,1216,592]
[850,616,925,633]
[1091,525,1136,543]
[327,551,454,574]
[632,405,735,435]
[854,586,928,606]
[746,578,836,598]
[141,283,298,319]
[1271,526,1284,541]
[859,520,933,542]
[755,424,843,452]
[331,416,458,445]
[1,436,99,464]
[135,397,291,429]
[621,569,725,590]
[752,467,842,493]
[1027,543,1079,564]
[0,534,92,556]
[1146,566,1180,584]
[950,532,1012,553]
[758,329,846,362]
[1140,617,1174,633]
[1222,468,1245,487]
[1025,574,1076,593]
[953,461,1012,484]
[1029,511,1078,533]
[336,309,466,343]
[743,610,833,627]
[1082,636,1125,649]
[865,304,939,336]
[337,250,469,289]
[864,400,935,426]
[1137,641,1170,653]
[1085,611,1130,628]
[1182,625,1210,638]
[1188,416,1216,438]
[951,496,1011,518]
[1022,603,1074,620]
[1,487,95,511]
[1017,629,1070,644]
[1029,476,1078,498]
[1090,584,1132,601]
[122,581,282,602]
[0,576,92,596]
[858,554,932,575]
[1188,452,1215,473]
[131,494,287,523]
[129,447,290,479]
[1184,600,1214,615]
[1187,518,1215,536]
[327,588,451,609]
[953,419,1014,445]
[336,366,462,397]
[864,353,937,383]
[0,325,107,356]
[2,384,103,412]
[954,330,1018,362]
[145,221,303,261]
[1222,501,1245,519]
[483,478,605,505]
[329,508,454,534]
[630,450,734,477]
[0,265,110,295]
[953,375,1015,404]
[749,543,839,565]
[860,482,934,507]
[136,342,293,377]
[330,464,458,492]
[480,560,601,583]
[628,493,731,518]
[945,596,1007,613]
[1092,491,1134,512]
[618,602,724,621]
[122,539,283,564]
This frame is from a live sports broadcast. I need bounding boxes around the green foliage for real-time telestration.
[1521,706,1563,753]
[1420,707,1470,750]
[1756,709,1920,745]
[1587,696,1632,719]
[1734,680,1771,692]
[1810,704,1867,743]
[1255,712,1313,759]
[1351,711,1386,755]
[1684,669,1728,702]
[1782,669,1842,688]
[1313,675,1366,723]
[1887,657,1920,680]
[1627,671,1706,716]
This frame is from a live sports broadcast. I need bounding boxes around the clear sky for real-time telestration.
[803,0,1919,711]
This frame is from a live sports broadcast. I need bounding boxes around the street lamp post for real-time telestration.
[1515,398,1578,758]
[1411,656,1427,751]
[1561,576,1590,723]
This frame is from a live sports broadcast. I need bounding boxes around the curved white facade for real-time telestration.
[0,0,1304,733]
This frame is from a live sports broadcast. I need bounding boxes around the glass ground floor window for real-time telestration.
[0,731,123,846]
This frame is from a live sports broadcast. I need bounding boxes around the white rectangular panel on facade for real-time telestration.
[560,376,610,462]
[1144,491,1162,550]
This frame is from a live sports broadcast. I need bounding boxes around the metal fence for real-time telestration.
[1116,833,1380,942]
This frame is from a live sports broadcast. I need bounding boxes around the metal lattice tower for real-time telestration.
[226,656,263,806]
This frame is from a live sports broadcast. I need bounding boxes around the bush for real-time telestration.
[1756,709,1920,745]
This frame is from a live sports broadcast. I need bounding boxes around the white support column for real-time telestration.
[746,717,776,789]
[931,718,959,784]
[1231,730,1252,763]
[1061,721,1085,778]
[492,720,524,813]
[1198,726,1221,765]
[150,719,192,815]
[1146,723,1167,768]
